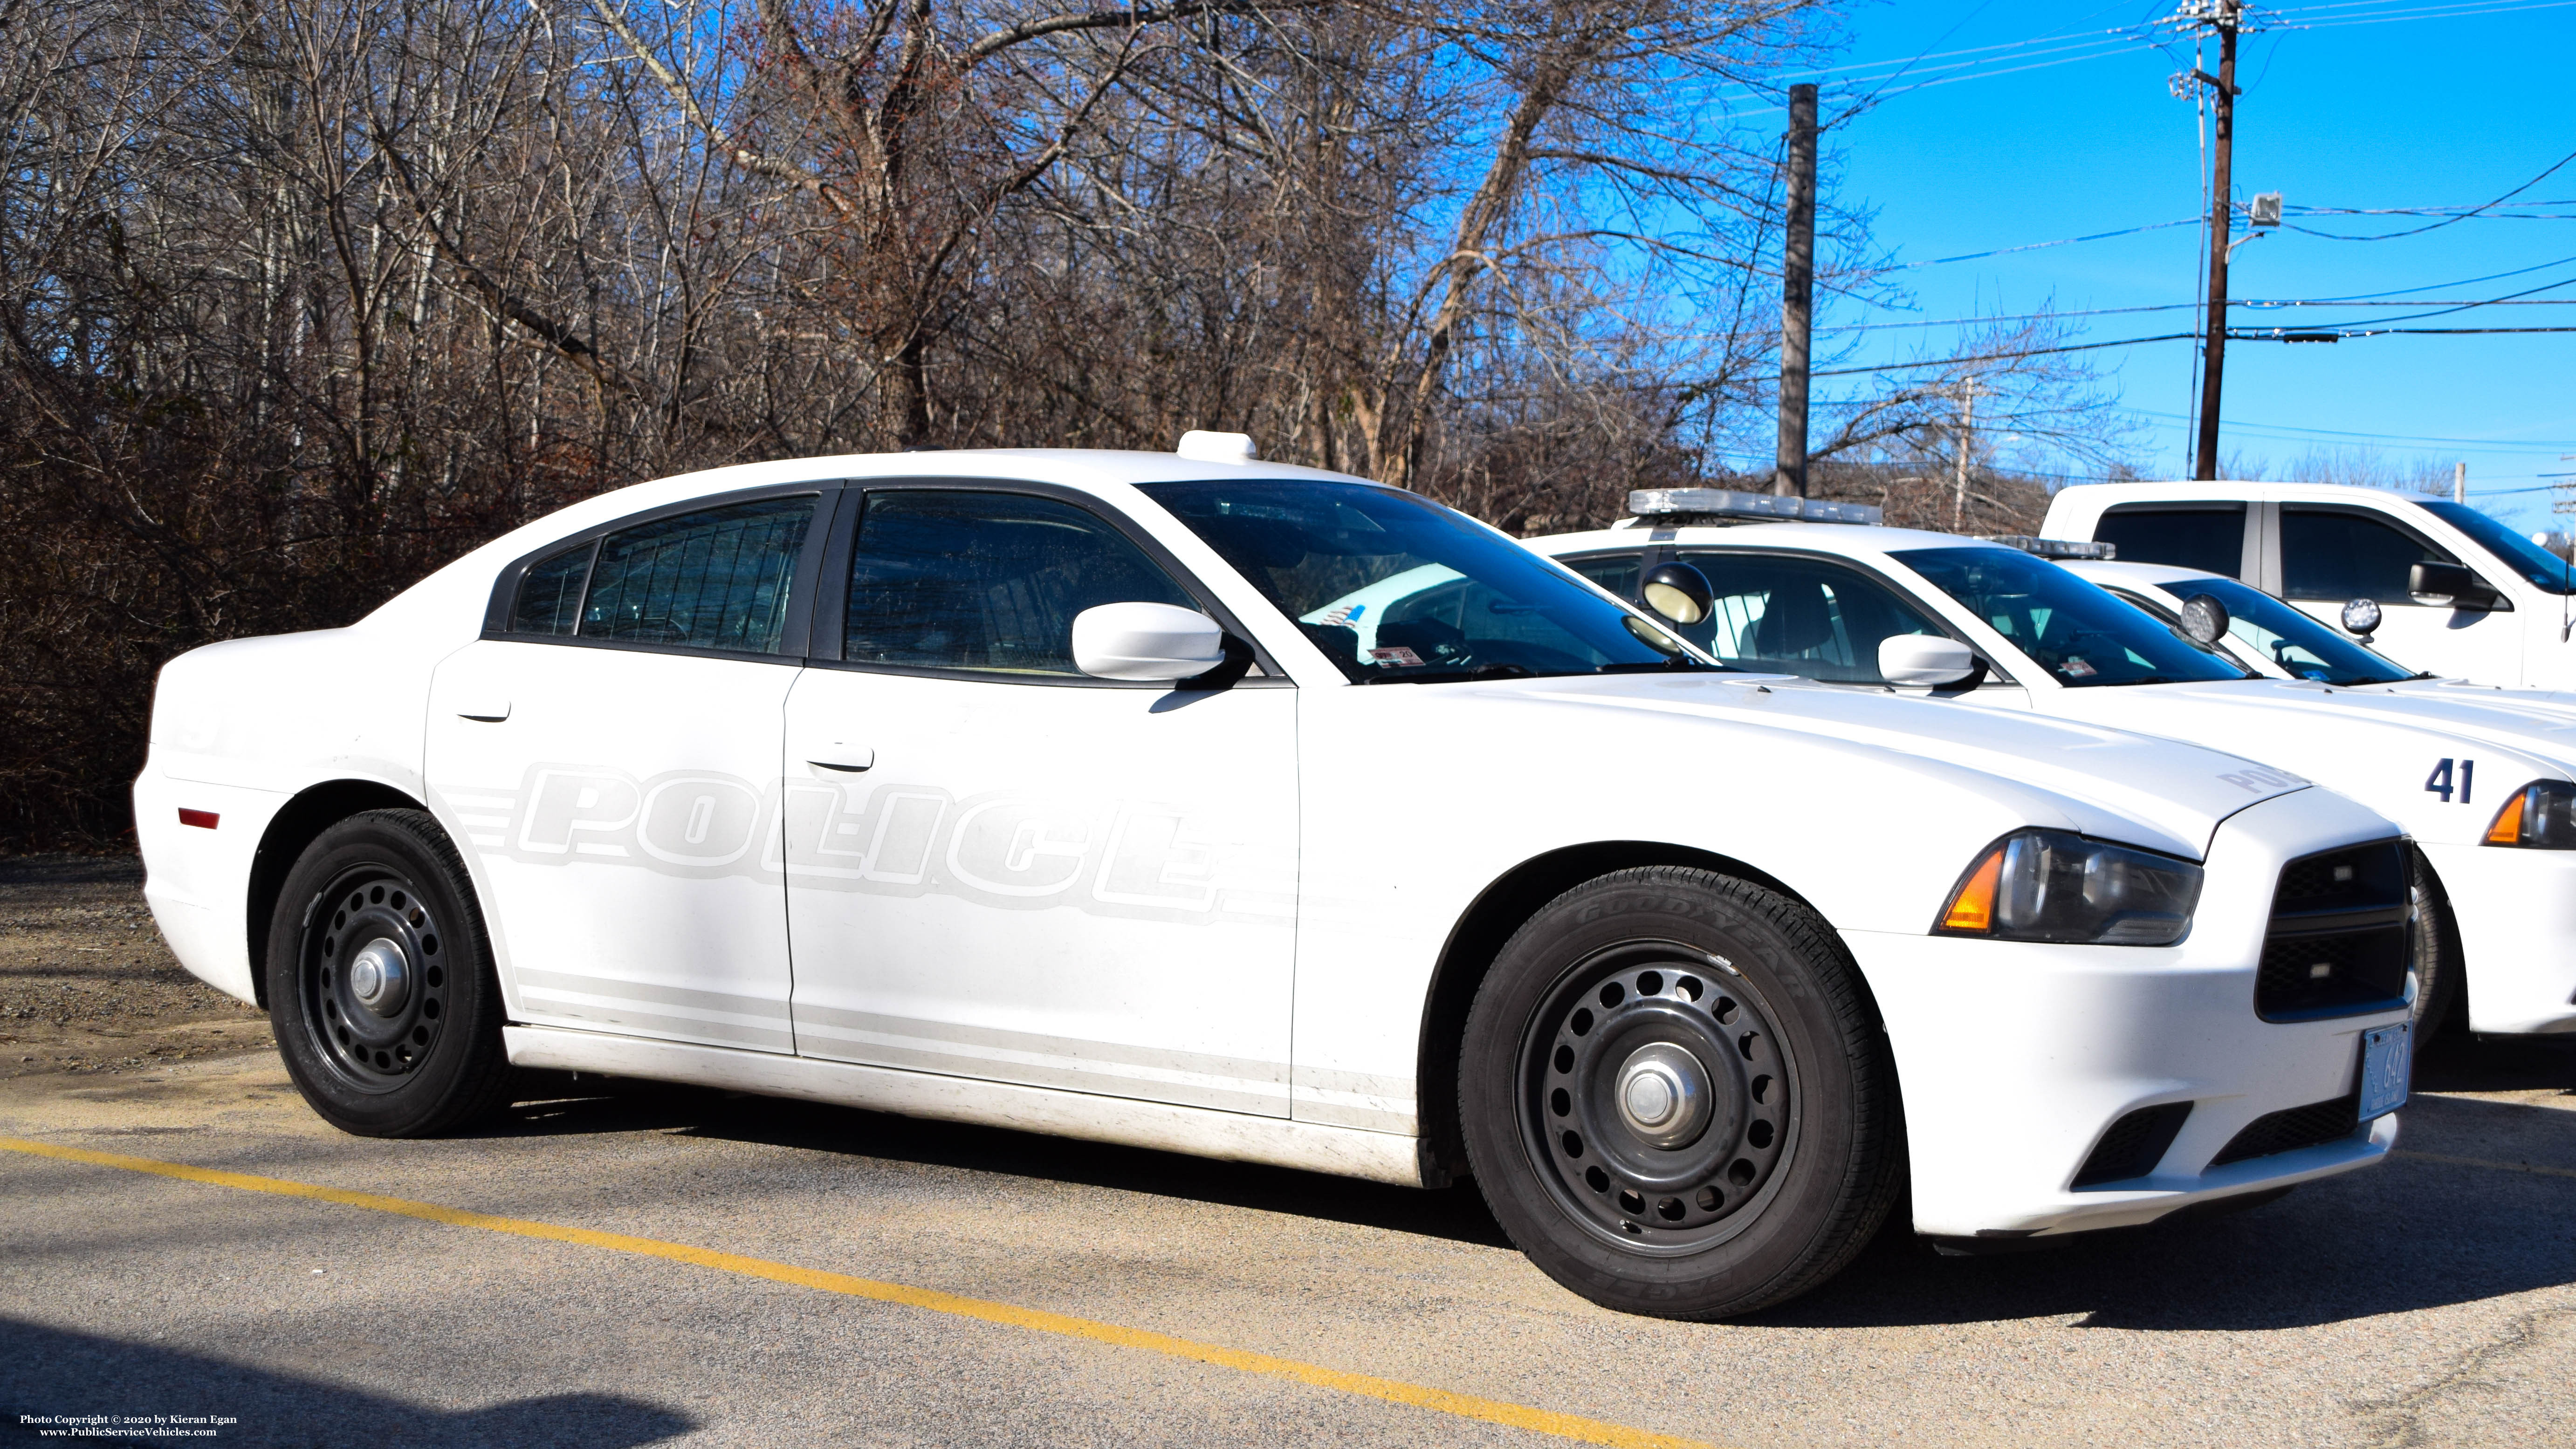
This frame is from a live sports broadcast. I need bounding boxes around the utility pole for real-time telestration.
[2189,0,2243,481]
[1773,82,1818,498]
[2453,461,2466,504]
[1951,380,1978,529]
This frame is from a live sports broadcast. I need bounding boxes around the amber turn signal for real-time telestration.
[1939,848,2004,933]
[2486,792,2527,846]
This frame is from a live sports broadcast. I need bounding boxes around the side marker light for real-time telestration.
[1940,848,2003,933]
[179,809,219,829]
[2486,793,2526,845]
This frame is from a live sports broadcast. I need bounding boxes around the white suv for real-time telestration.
[2041,481,2576,689]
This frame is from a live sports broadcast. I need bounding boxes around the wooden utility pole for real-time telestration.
[2191,2,2243,481]
[1951,380,1978,528]
[1774,82,1818,498]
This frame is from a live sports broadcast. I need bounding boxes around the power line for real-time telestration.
[2281,146,2576,239]
[1812,323,2576,377]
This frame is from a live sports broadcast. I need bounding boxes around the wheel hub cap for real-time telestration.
[348,938,410,1016]
[1615,1043,1710,1148]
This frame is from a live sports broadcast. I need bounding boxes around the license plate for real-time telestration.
[2359,1021,2412,1121]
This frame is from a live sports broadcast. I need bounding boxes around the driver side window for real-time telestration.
[843,490,1200,677]
[1676,552,1947,685]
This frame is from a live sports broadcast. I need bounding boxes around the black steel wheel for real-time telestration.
[266,809,513,1136]
[1461,866,1901,1319]
[1520,943,1800,1252]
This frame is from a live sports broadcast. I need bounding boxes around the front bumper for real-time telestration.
[1855,787,2408,1239]
[2420,841,2576,1035]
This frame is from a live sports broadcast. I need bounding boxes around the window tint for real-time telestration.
[2280,508,2458,604]
[844,490,1197,676]
[512,542,592,637]
[2108,578,2412,687]
[2416,500,2572,595]
[2095,506,2245,578]
[1561,553,1643,599]
[1894,546,2246,687]
[1140,480,1697,682]
[577,497,814,652]
[1674,552,1949,684]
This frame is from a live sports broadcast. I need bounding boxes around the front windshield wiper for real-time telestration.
[1595,658,1723,674]
[1361,663,1539,684]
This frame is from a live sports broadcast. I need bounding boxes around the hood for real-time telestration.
[1496,672,2309,859]
[2041,678,2575,846]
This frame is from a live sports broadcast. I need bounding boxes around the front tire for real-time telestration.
[2408,850,2463,1036]
[264,809,513,1136]
[1459,867,1901,1319]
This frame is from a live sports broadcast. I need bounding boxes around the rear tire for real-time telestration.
[264,809,513,1136]
[1459,867,1901,1319]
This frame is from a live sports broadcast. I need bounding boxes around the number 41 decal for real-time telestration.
[2426,758,2476,804]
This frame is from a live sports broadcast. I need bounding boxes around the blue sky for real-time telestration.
[1772,0,2576,530]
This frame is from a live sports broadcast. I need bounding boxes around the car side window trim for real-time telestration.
[1564,544,2022,688]
[809,476,1290,690]
[481,483,834,663]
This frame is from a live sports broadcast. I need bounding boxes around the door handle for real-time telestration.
[807,745,875,772]
[454,698,511,722]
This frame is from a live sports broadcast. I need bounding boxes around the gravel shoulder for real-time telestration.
[0,854,274,1080]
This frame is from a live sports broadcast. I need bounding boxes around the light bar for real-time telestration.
[1625,488,1884,526]
[1984,534,2117,560]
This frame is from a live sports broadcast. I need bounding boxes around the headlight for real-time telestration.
[1935,829,2202,945]
[2484,780,2576,848]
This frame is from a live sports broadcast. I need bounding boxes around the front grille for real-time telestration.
[2210,1093,2365,1166]
[2257,840,2411,1020]
[2072,1102,2192,1188]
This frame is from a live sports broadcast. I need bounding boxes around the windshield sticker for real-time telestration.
[1367,646,1425,667]
[2061,657,2097,678]
[1318,603,1366,626]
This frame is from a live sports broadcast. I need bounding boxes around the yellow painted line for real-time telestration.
[2393,1148,2576,1180]
[0,1135,1713,1449]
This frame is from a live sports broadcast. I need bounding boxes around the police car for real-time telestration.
[2065,556,2576,714]
[1532,490,2576,1039]
[137,442,2410,1319]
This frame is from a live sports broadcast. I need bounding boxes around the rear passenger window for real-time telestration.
[2094,506,2245,578]
[572,497,816,651]
[511,543,591,636]
[2281,508,2457,604]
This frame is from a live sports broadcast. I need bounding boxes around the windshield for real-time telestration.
[2417,499,2575,595]
[1140,480,1704,683]
[1893,547,2250,688]
[2115,576,2417,686]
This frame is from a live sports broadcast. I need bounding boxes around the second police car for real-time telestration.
[1530,490,2576,1039]
[137,441,2411,1319]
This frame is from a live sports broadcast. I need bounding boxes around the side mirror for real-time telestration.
[1072,602,1229,682]
[1641,562,1715,625]
[1879,635,1978,687]
[2177,593,2232,647]
[2340,597,2383,637]
[2410,561,2498,611]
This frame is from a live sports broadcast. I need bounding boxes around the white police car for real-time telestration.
[137,444,2410,1319]
[1532,491,2576,1038]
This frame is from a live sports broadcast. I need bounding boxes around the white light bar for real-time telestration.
[1984,534,2117,560]
[1626,488,1883,526]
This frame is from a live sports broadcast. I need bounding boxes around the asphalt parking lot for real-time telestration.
[1,1027,2570,1449]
